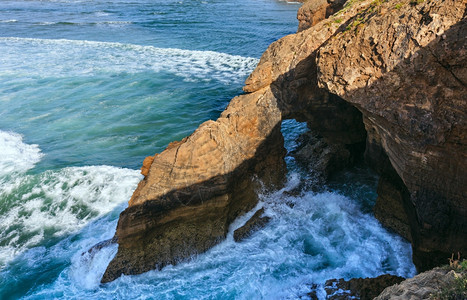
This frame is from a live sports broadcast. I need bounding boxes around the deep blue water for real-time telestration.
[0,0,415,299]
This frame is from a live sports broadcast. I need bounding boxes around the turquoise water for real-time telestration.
[0,0,415,299]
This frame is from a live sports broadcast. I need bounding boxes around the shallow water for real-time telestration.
[0,0,415,299]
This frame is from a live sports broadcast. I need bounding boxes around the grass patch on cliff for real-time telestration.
[345,17,365,31]
[431,274,467,300]
[333,18,344,24]
[394,3,405,9]
[342,0,389,33]
[431,257,467,300]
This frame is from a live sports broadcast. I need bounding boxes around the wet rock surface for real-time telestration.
[233,208,271,242]
[311,274,405,300]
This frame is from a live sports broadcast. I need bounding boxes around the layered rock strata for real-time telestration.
[245,0,466,271]
[103,0,467,281]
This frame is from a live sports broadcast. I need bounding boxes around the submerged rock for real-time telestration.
[85,236,117,255]
[233,208,271,242]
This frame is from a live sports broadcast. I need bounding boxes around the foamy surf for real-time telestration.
[0,37,259,84]
[21,172,415,299]
[0,0,417,298]
[0,130,43,178]
[0,165,141,268]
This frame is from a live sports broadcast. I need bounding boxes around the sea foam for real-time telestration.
[0,165,142,269]
[0,130,43,178]
[0,37,259,84]
[23,173,415,299]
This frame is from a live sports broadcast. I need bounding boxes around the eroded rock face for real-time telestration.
[103,0,466,281]
[248,0,466,270]
[297,0,346,32]
[102,87,287,282]
[291,130,362,187]
[316,0,467,270]
[246,0,466,271]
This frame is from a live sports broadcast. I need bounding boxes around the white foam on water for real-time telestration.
[69,242,119,290]
[26,172,415,299]
[0,130,43,178]
[0,165,142,268]
[0,19,17,23]
[36,21,133,26]
[0,37,259,84]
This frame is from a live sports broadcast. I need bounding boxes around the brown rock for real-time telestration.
[297,0,328,32]
[102,87,287,282]
[375,267,466,300]
[247,0,467,271]
[291,130,365,187]
[316,0,467,270]
[102,0,467,282]
[324,274,405,300]
[233,208,271,242]
[140,155,155,176]
[297,0,346,32]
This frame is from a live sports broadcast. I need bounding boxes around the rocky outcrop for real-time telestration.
[245,0,466,271]
[375,266,466,299]
[103,0,466,281]
[233,208,271,242]
[102,88,287,282]
[291,130,365,187]
[316,0,467,270]
[297,0,346,32]
[320,274,405,300]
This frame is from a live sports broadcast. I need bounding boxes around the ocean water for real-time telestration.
[0,0,416,299]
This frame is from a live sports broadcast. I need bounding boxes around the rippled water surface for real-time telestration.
[0,0,415,299]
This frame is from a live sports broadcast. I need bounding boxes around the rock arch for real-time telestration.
[102,0,466,282]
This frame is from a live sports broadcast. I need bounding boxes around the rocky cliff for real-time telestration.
[102,0,466,282]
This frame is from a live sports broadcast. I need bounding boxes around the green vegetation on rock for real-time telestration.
[431,258,467,300]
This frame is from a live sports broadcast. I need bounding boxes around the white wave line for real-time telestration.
[0,37,259,83]
[0,37,258,63]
